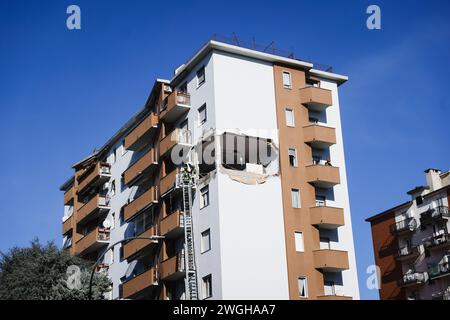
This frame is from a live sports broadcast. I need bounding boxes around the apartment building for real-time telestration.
[366,169,450,300]
[60,36,359,300]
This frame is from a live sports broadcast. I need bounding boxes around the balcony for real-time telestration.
[74,227,110,256]
[313,249,349,272]
[428,261,450,280]
[123,187,158,222]
[160,210,184,238]
[317,295,353,300]
[76,194,110,225]
[124,112,158,151]
[389,217,417,236]
[310,206,345,229]
[420,206,450,226]
[64,185,75,205]
[423,233,450,250]
[160,91,191,123]
[123,148,158,187]
[395,245,421,261]
[303,124,336,149]
[122,226,158,260]
[160,170,179,196]
[62,214,73,235]
[122,267,158,299]
[159,129,192,158]
[77,162,111,195]
[299,86,333,111]
[306,164,340,188]
[160,252,185,281]
[398,272,428,287]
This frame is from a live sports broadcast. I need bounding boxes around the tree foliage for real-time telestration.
[0,238,111,300]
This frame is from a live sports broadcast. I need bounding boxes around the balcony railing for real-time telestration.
[420,206,450,226]
[74,227,110,256]
[428,260,450,280]
[160,251,185,281]
[390,217,417,235]
[159,129,192,158]
[124,112,159,151]
[305,164,340,188]
[122,267,158,299]
[122,187,158,222]
[160,210,184,238]
[160,91,191,122]
[76,162,111,195]
[122,226,158,260]
[313,249,349,271]
[423,233,450,250]
[123,148,158,186]
[160,169,179,196]
[303,124,336,148]
[76,194,110,225]
[62,214,73,235]
[299,86,333,111]
[310,206,345,229]
[395,245,420,261]
[64,185,75,204]
[398,272,428,287]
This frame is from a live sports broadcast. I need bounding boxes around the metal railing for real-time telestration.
[390,217,417,235]
[420,206,450,224]
[399,272,427,286]
[396,245,419,258]
[428,260,450,279]
[423,232,450,249]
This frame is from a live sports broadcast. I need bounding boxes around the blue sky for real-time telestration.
[1,0,449,300]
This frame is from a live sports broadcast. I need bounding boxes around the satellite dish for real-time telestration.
[102,219,111,229]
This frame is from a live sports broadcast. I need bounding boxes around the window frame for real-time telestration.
[282,71,292,89]
[198,104,207,126]
[285,108,295,127]
[288,148,298,167]
[200,185,210,209]
[201,229,211,253]
[298,276,308,298]
[202,274,212,299]
[197,66,206,88]
[291,188,301,208]
[294,231,304,252]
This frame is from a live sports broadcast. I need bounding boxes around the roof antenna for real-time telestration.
[263,41,274,53]
[232,32,240,46]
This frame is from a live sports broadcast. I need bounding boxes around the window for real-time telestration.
[288,148,297,167]
[198,104,207,125]
[416,196,423,206]
[200,185,210,209]
[298,277,308,298]
[201,229,211,253]
[197,67,205,87]
[202,274,212,299]
[320,237,331,250]
[285,108,295,127]
[291,189,301,208]
[282,71,292,89]
[121,140,127,156]
[110,180,116,197]
[294,232,304,252]
[110,149,116,164]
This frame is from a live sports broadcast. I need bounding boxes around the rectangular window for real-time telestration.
[200,185,210,209]
[197,67,205,87]
[288,148,297,167]
[121,140,127,156]
[285,108,295,127]
[291,189,301,208]
[110,149,116,164]
[294,232,304,252]
[298,277,308,298]
[201,229,211,253]
[282,71,292,89]
[202,274,212,299]
[198,104,207,125]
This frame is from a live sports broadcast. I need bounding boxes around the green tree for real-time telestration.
[0,239,111,300]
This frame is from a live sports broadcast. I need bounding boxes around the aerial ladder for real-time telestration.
[179,164,199,300]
